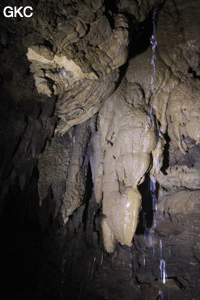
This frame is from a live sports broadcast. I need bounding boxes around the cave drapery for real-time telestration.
[0,0,200,299]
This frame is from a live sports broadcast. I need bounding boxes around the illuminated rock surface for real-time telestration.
[0,0,200,299]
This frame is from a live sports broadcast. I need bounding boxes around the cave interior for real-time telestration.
[0,0,200,299]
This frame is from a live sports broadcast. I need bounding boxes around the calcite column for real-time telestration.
[98,83,157,252]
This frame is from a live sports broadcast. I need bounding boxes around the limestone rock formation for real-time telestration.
[60,120,92,223]
[27,13,129,134]
[98,79,158,251]
[0,0,200,299]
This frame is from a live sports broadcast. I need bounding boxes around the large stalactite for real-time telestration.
[0,0,200,299]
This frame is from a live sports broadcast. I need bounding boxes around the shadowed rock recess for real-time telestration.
[0,0,200,299]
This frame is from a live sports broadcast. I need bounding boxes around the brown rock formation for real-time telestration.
[0,0,200,299]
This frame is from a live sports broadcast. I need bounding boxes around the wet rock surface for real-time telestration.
[0,0,200,299]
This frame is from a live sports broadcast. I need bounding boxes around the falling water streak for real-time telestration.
[150,176,157,229]
[144,228,155,256]
[57,251,71,298]
[61,254,67,272]
[78,282,83,300]
[150,7,158,95]
[60,253,67,298]
[72,135,76,143]
[145,227,154,248]
[160,239,163,258]
[129,250,135,300]
[160,259,167,284]
[150,176,157,212]
[158,290,164,300]
[149,7,158,131]
[101,249,104,265]
[143,211,146,228]
[142,212,147,263]
[129,250,133,277]
[90,257,96,279]
[148,11,160,262]
[142,177,159,256]
[143,159,159,267]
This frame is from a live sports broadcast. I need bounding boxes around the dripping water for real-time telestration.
[157,290,164,300]
[129,250,133,278]
[148,77,168,289]
[142,176,158,256]
[159,239,167,285]
[149,7,158,129]
[100,248,104,265]
[144,176,157,252]
[147,5,159,233]
[160,259,167,284]
[129,249,135,300]
[60,253,67,298]
[150,176,157,228]
[144,226,154,255]
[78,282,83,300]
[90,256,96,279]
[150,7,158,95]
[87,256,97,280]
[159,239,162,258]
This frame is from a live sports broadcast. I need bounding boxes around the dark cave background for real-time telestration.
[0,1,200,299]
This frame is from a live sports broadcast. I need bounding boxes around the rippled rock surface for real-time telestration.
[0,0,200,299]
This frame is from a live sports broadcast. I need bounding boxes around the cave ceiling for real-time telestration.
[0,0,200,298]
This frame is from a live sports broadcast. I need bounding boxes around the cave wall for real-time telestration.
[0,0,200,299]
